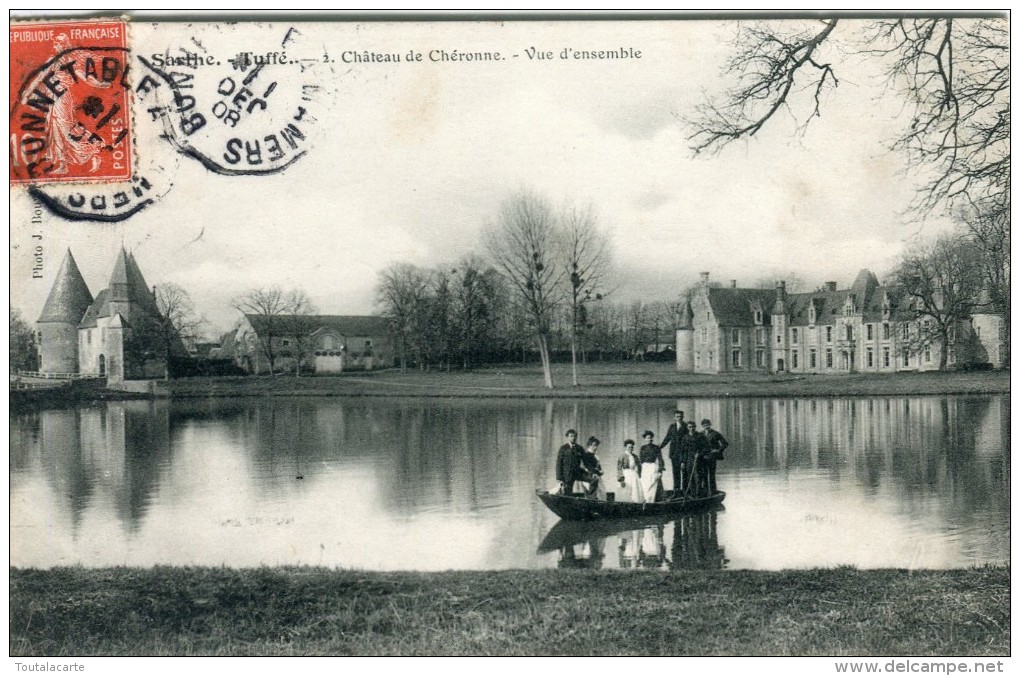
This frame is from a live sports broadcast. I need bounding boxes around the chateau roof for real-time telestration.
[705,287,775,326]
[38,250,94,324]
[78,250,159,328]
[78,289,108,328]
[244,314,390,337]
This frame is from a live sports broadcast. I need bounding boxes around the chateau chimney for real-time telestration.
[700,272,710,285]
[826,281,837,292]
[730,280,737,288]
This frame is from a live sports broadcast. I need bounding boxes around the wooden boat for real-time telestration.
[536,488,725,521]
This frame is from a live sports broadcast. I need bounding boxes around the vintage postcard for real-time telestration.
[9,13,1009,663]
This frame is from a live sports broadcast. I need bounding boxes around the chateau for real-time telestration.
[36,249,174,383]
[676,271,1004,374]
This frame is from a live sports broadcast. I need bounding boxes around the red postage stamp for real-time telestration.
[9,20,132,185]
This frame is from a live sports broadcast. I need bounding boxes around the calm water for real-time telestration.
[9,394,1009,570]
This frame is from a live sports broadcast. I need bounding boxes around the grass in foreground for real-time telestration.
[10,566,1009,656]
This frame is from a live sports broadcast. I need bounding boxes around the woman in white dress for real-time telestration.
[638,430,664,503]
[615,439,644,503]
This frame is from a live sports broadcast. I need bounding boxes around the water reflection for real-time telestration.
[540,509,728,571]
[8,393,1009,570]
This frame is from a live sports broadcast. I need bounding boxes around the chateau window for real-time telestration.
[826,349,833,368]
[867,348,874,368]
[902,324,909,340]
[883,323,890,340]
[731,329,740,344]
[282,339,290,346]
[792,351,799,368]
[756,328,766,345]
[924,347,931,363]
[792,328,798,345]
[756,350,765,367]
[701,327,707,341]
[866,324,873,340]
[883,348,890,367]
[846,326,853,341]
[809,349,817,368]
[731,350,741,368]
[903,351,910,367]
[826,326,832,342]
[776,334,781,345]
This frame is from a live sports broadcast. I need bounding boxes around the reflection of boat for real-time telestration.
[536,489,725,521]
[537,506,724,553]
[539,507,728,571]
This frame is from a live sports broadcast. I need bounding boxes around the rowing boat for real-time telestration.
[535,488,725,521]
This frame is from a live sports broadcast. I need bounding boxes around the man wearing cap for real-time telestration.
[638,430,664,503]
[699,419,728,496]
[555,429,585,495]
[659,409,689,497]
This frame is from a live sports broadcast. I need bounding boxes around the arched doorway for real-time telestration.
[98,354,106,377]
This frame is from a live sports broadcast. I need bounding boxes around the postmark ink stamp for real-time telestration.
[139,24,330,176]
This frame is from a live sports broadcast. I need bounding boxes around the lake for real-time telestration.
[9,394,1009,571]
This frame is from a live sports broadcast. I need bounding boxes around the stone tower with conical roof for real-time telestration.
[37,250,94,373]
[675,299,694,373]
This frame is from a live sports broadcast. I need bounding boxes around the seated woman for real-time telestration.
[615,439,644,503]
[577,436,606,499]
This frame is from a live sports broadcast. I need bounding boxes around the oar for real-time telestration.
[682,455,700,501]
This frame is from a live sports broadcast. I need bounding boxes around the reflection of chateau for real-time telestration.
[36,249,180,383]
[14,401,171,537]
[677,270,1005,374]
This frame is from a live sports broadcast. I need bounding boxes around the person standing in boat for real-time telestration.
[699,419,728,496]
[678,420,704,498]
[555,429,585,495]
[615,439,644,503]
[659,409,689,497]
[578,436,605,499]
[638,430,664,502]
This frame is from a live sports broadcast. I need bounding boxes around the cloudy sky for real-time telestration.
[11,18,958,337]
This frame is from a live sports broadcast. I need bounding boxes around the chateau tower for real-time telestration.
[37,250,93,373]
[770,280,789,372]
[676,300,694,373]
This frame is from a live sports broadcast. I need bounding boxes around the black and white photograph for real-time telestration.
[8,11,1010,665]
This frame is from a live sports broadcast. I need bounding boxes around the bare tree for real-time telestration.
[484,191,564,388]
[894,233,982,371]
[559,203,612,386]
[959,201,1009,364]
[282,289,318,376]
[151,282,203,379]
[232,286,289,375]
[688,18,1009,217]
[375,262,431,370]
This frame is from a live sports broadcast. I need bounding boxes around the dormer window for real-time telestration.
[808,303,816,326]
[754,310,762,324]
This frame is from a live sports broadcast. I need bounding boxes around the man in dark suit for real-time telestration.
[555,429,584,494]
[699,419,729,495]
[660,409,688,497]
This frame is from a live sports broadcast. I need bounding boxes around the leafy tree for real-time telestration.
[10,309,38,373]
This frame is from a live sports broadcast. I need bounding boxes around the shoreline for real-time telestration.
[10,566,1009,656]
[10,366,1011,410]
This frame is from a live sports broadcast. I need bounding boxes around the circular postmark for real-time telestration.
[140,24,332,176]
[22,47,181,222]
[10,46,133,185]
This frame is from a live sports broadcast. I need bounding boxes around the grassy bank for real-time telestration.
[167,364,1010,399]
[10,566,1008,656]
